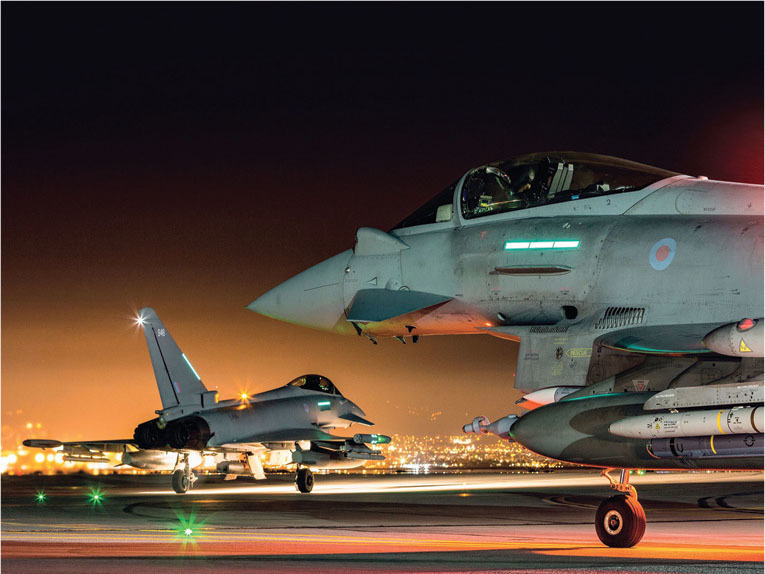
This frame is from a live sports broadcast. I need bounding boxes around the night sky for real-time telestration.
[3,4,763,443]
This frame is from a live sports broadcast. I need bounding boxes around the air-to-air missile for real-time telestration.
[609,405,763,439]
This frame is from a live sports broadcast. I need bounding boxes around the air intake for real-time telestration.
[596,307,645,329]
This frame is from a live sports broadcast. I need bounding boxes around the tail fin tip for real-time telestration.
[139,307,209,409]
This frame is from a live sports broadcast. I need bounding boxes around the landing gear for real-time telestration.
[595,494,646,548]
[295,467,314,493]
[171,454,197,494]
[596,469,646,547]
[172,469,190,493]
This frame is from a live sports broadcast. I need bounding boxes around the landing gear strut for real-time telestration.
[295,467,314,493]
[596,468,646,548]
[171,454,197,494]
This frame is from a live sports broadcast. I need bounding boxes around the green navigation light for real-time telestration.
[35,490,46,503]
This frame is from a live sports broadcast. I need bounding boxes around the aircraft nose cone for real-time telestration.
[248,249,353,331]
[349,401,367,418]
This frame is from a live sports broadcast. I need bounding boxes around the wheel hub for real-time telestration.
[604,510,623,535]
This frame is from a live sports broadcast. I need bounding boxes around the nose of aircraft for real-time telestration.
[348,400,367,418]
[248,249,353,331]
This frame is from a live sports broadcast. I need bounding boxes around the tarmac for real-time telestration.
[2,470,763,573]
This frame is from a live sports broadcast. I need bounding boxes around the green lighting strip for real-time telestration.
[182,353,201,380]
[505,240,580,250]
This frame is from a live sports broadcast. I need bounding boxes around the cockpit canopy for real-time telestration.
[393,152,679,229]
[287,374,340,395]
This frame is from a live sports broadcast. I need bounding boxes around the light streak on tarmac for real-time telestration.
[131,470,763,497]
[3,531,762,563]
[3,472,762,572]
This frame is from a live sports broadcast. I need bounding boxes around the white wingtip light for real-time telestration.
[135,315,146,327]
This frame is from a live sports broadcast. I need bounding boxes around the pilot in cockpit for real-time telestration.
[485,165,537,210]
[287,374,340,395]
[463,164,539,217]
[509,165,536,204]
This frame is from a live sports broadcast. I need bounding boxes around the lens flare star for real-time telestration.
[87,486,105,506]
[174,507,209,550]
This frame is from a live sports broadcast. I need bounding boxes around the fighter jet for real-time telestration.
[25,308,389,494]
[249,151,763,546]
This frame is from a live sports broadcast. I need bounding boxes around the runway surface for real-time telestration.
[2,470,763,573]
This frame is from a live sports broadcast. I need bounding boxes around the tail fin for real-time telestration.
[138,307,211,409]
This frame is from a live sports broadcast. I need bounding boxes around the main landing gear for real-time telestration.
[171,454,197,494]
[295,467,314,493]
[595,468,646,548]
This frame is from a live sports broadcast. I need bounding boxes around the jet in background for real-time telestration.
[25,308,389,494]
[249,152,763,546]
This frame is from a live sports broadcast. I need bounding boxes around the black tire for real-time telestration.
[595,494,646,548]
[171,469,189,494]
[295,468,314,493]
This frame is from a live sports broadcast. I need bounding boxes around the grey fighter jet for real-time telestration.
[249,152,764,546]
[25,308,389,494]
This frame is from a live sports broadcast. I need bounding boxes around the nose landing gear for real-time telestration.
[595,468,646,547]
[295,467,314,493]
[171,454,198,494]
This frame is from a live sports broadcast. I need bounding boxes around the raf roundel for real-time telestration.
[649,238,677,271]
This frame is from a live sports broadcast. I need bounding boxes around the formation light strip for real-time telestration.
[182,353,201,380]
[505,240,580,250]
